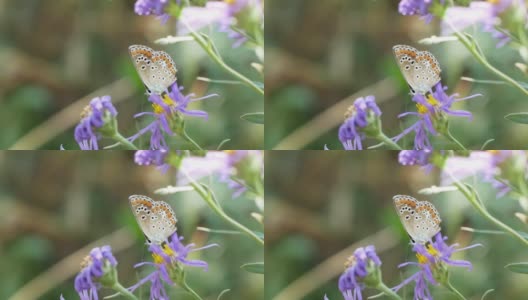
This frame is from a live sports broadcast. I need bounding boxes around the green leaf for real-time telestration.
[505,113,528,124]
[505,262,528,274]
[241,262,264,274]
[241,112,264,124]
[464,228,528,239]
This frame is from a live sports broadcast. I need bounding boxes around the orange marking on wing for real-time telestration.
[131,199,153,207]
[130,49,153,58]
[395,49,417,58]
[152,55,177,73]
[395,198,417,207]
[417,205,438,219]
[153,205,177,224]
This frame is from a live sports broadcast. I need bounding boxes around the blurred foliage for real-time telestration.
[0,0,263,149]
[265,151,528,299]
[265,0,528,149]
[0,151,263,299]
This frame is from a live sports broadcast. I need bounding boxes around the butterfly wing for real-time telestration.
[415,201,442,243]
[393,194,421,242]
[150,50,177,93]
[414,51,441,93]
[392,45,441,95]
[128,45,177,95]
[393,195,441,244]
[129,195,177,244]
[150,200,178,244]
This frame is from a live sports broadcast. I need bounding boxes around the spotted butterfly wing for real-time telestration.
[128,45,178,95]
[393,195,441,244]
[392,45,441,95]
[129,195,177,244]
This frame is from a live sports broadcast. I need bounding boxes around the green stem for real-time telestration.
[181,128,203,151]
[375,132,403,150]
[182,279,204,300]
[376,282,403,300]
[443,128,467,152]
[111,282,138,300]
[185,174,264,246]
[444,280,467,300]
[453,31,528,97]
[182,22,264,96]
[112,132,138,150]
[455,182,528,247]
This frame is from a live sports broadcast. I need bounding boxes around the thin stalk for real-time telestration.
[181,129,203,151]
[375,132,403,150]
[453,31,528,97]
[443,129,467,152]
[112,132,138,150]
[184,173,264,246]
[182,22,264,96]
[111,282,138,300]
[376,282,403,300]
[444,280,467,300]
[454,182,528,247]
[182,280,204,300]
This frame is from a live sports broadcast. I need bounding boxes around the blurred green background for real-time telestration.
[0,151,263,299]
[265,151,528,299]
[265,0,528,149]
[0,0,263,150]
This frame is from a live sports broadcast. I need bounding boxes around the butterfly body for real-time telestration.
[128,45,178,95]
[129,195,177,245]
[393,194,441,244]
[392,45,441,95]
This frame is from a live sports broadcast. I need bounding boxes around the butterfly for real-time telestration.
[129,195,177,245]
[128,45,178,95]
[393,194,442,244]
[392,45,442,95]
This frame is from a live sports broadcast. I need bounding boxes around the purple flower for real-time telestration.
[338,246,382,300]
[74,246,118,300]
[135,150,170,173]
[399,150,434,172]
[134,0,171,23]
[393,83,480,150]
[442,0,514,47]
[338,96,382,150]
[399,150,432,166]
[178,0,262,47]
[129,232,217,298]
[177,150,263,198]
[393,233,481,298]
[441,151,526,197]
[398,0,441,23]
[128,82,216,150]
[74,96,117,150]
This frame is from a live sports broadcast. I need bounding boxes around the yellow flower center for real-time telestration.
[80,255,92,270]
[488,0,500,5]
[152,243,176,264]
[416,94,440,115]
[344,105,356,120]
[224,0,236,5]
[80,105,92,119]
[344,255,356,269]
[152,94,176,115]
[416,243,439,264]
